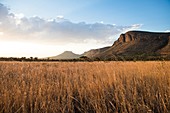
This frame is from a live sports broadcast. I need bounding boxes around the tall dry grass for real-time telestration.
[0,61,170,113]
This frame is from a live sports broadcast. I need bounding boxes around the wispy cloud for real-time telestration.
[0,3,142,45]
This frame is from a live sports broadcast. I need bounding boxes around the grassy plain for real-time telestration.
[0,61,170,113]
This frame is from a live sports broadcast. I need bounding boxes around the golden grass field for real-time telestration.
[0,61,170,113]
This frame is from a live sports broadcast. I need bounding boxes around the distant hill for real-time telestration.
[83,31,170,60]
[49,51,82,59]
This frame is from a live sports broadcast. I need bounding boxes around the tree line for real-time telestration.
[0,55,170,62]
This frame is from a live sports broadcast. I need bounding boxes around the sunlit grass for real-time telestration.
[0,61,170,113]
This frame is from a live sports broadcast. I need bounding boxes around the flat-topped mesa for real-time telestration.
[113,31,170,46]
[83,30,170,59]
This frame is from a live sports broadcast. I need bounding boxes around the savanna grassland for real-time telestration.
[0,61,170,113]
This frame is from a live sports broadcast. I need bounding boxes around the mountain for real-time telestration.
[82,46,110,58]
[49,51,81,59]
[83,31,170,59]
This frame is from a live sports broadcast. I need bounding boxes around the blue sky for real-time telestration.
[2,0,170,31]
[0,0,170,57]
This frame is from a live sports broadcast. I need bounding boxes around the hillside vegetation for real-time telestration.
[0,62,170,113]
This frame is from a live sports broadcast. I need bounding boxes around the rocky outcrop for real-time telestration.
[158,36,170,55]
[114,33,136,45]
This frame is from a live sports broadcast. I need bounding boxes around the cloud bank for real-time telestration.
[0,3,142,45]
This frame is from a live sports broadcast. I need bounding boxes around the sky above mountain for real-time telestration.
[0,0,170,57]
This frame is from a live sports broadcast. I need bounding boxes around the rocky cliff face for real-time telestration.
[113,33,136,45]
[114,31,170,45]
[83,31,170,59]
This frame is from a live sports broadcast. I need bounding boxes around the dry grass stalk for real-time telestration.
[0,61,170,113]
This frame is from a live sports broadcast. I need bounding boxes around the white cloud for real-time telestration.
[131,24,142,28]
[13,14,25,25]
[14,13,25,19]
[57,15,64,19]
[0,3,142,45]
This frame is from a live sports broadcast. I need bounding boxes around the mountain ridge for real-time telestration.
[83,31,170,59]
[47,31,170,60]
